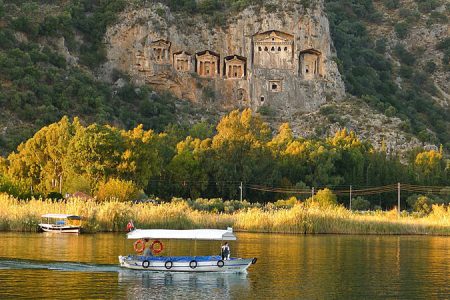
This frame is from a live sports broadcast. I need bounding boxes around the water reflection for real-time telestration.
[0,232,448,299]
[118,271,249,299]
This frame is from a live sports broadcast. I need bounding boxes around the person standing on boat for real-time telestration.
[143,245,153,257]
[221,242,230,260]
[126,220,135,232]
[143,239,153,257]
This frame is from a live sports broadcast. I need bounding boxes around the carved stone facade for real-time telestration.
[173,51,191,72]
[129,31,337,111]
[224,55,246,79]
[300,49,322,80]
[150,39,171,64]
[253,30,294,70]
[196,51,220,77]
[106,5,346,115]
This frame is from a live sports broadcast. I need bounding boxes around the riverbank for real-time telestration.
[0,194,448,235]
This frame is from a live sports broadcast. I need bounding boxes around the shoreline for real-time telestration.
[0,194,449,236]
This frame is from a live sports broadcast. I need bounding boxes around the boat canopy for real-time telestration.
[127,228,237,241]
[41,214,81,220]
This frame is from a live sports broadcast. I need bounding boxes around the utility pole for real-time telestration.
[311,187,314,201]
[349,185,352,210]
[239,182,243,202]
[397,182,401,216]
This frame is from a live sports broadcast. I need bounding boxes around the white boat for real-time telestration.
[38,214,82,233]
[119,228,257,273]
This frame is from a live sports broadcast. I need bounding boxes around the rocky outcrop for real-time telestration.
[103,1,345,116]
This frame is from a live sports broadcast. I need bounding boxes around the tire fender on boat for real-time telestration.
[217,260,224,268]
[165,261,173,269]
[189,260,197,269]
[142,260,150,268]
[252,257,257,264]
[133,239,145,253]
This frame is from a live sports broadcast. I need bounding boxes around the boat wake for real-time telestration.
[0,257,121,273]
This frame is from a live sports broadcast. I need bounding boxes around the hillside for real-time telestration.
[0,0,449,155]
[0,0,191,154]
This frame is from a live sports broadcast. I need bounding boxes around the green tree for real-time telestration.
[7,116,75,194]
[412,148,446,185]
[118,125,161,189]
[211,109,274,199]
[66,123,125,189]
[167,136,210,199]
[327,129,371,185]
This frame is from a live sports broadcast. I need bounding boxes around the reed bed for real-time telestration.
[0,194,448,235]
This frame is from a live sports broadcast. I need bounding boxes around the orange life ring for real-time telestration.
[150,240,163,254]
[134,239,145,253]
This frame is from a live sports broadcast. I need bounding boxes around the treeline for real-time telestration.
[0,110,449,209]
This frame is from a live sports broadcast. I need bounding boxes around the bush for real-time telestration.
[274,197,298,208]
[413,196,433,215]
[0,174,31,199]
[11,16,38,37]
[385,106,397,117]
[383,0,399,9]
[394,22,408,39]
[47,192,63,200]
[308,188,338,207]
[192,198,224,213]
[394,44,416,65]
[424,61,437,74]
[223,199,253,213]
[96,178,139,202]
[351,197,371,211]
[416,0,440,13]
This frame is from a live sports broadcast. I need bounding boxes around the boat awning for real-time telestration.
[127,228,237,241]
[41,214,81,220]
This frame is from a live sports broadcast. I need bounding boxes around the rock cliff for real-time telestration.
[103,1,345,116]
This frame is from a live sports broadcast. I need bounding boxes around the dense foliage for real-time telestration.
[0,0,177,153]
[1,110,449,210]
[325,0,450,148]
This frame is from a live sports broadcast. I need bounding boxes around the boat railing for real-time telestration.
[128,255,229,262]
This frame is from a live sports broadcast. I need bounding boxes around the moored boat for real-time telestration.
[118,228,257,273]
[38,214,82,233]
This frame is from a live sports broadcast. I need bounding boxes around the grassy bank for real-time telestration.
[0,194,448,235]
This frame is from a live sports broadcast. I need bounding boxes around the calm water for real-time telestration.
[0,232,448,299]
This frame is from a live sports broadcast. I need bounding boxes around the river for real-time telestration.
[0,232,448,299]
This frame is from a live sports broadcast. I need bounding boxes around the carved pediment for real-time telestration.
[174,51,191,57]
[224,55,246,65]
[253,30,294,44]
[150,39,171,48]
[196,50,219,61]
[300,48,321,56]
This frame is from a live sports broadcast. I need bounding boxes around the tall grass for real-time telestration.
[0,194,448,235]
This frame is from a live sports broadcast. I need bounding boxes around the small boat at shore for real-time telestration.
[38,214,82,233]
[119,228,257,273]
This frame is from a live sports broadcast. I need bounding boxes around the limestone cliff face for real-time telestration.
[104,1,345,115]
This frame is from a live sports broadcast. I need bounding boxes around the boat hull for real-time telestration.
[38,224,81,234]
[119,255,255,273]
